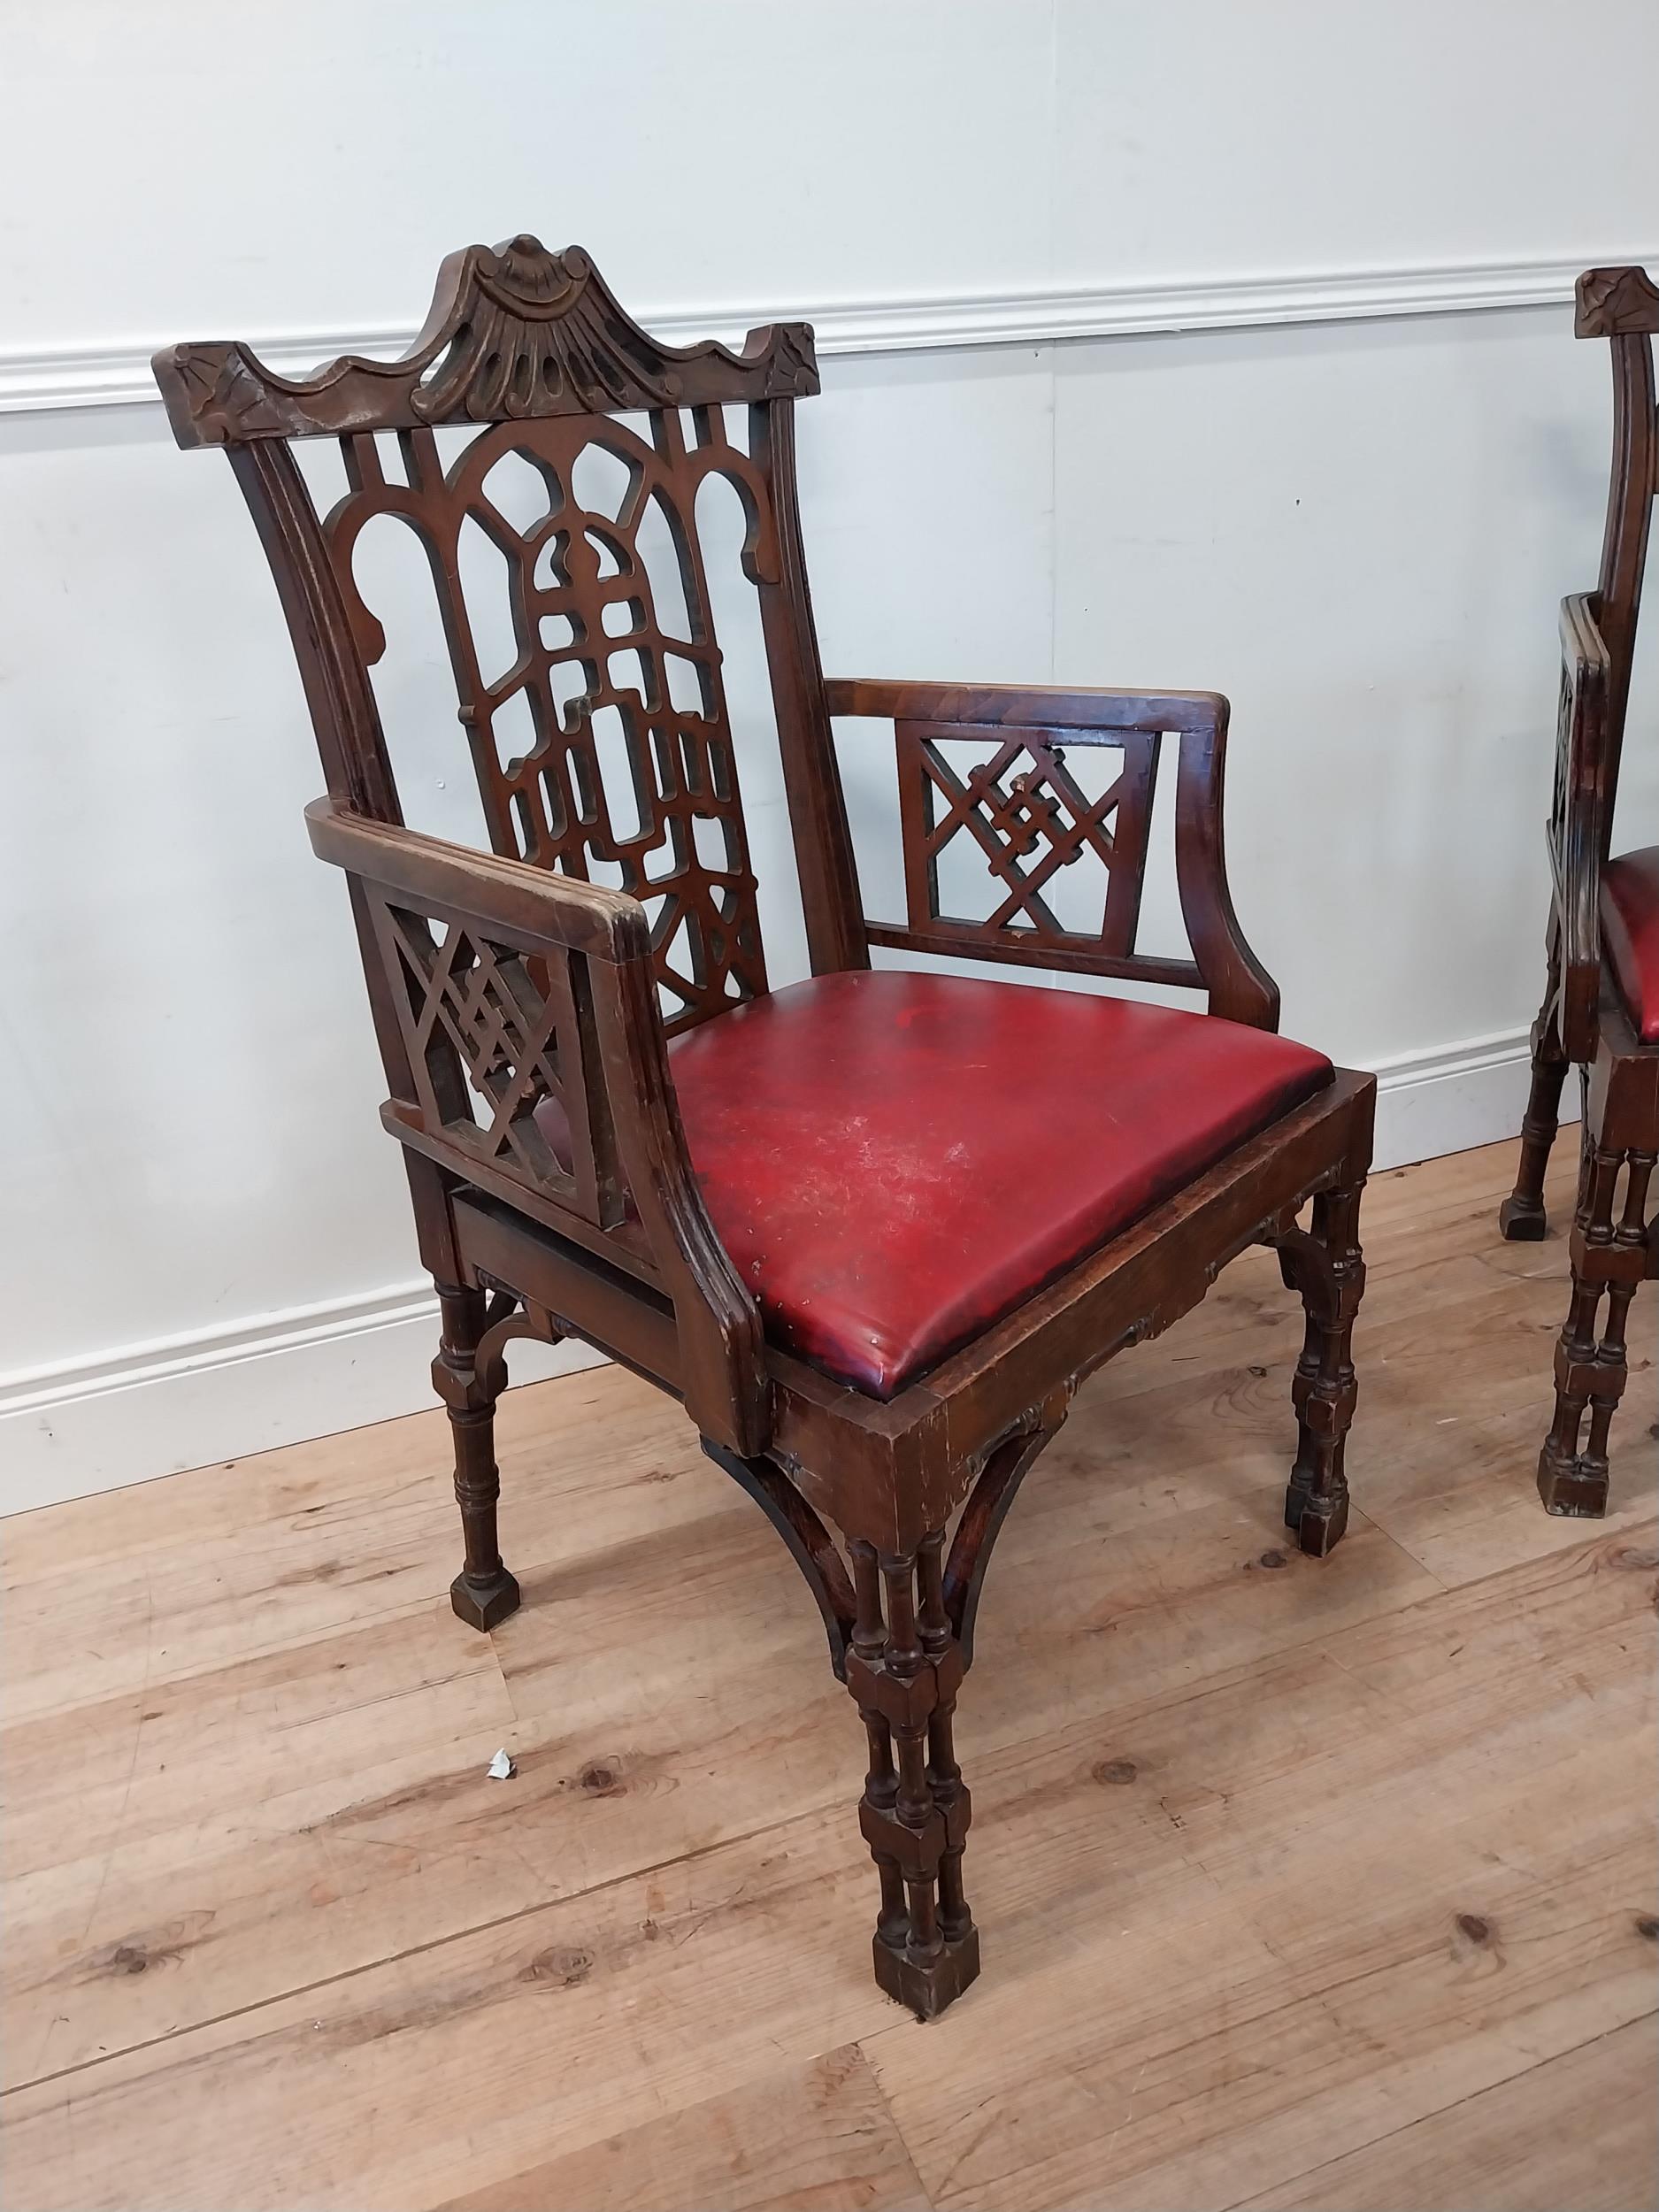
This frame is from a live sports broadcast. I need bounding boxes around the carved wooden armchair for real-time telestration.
[1502,265,1659,1517]
[154,238,1374,2020]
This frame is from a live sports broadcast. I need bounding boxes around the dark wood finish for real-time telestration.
[941,1404,1068,1666]
[700,1437,856,1679]
[1272,1189,1366,1555]
[305,797,769,1458]
[327,404,773,1033]
[431,1278,523,1629]
[155,238,1374,2020]
[1502,265,1658,1516]
[153,237,817,448]
[751,403,868,977]
[845,1529,980,2018]
[831,678,1278,1026]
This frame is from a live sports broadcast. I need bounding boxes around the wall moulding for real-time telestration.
[4,254,1654,418]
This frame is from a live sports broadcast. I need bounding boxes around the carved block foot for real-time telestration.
[1498,1193,1548,1242]
[1535,1447,1609,1519]
[1286,1479,1348,1555]
[1532,1142,1651,1519]
[872,1924,980,2021]
[846,1535,981,2023]
[450,1566,521,1630]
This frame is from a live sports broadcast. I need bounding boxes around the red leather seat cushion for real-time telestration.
[1602,845,1659,1045]
[656,972,1332,1398]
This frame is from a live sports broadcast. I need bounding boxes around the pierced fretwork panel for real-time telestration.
[372,896,633,1239]
[329,405,778,1033]
[896,720,1163,961]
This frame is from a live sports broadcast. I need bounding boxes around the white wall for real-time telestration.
[1,0,1655,1509]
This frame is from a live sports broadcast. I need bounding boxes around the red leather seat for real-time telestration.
[1602,846,1659,1045]
[654,972,1332,1398]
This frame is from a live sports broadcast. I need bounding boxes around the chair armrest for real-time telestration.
[306,799,648,960]
[1553,594,1613,1063]
[826,677,1279,1028]
[304,800,767,1455]
[826,677,1228,734]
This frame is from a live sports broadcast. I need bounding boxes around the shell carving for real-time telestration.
[153,234,818,447]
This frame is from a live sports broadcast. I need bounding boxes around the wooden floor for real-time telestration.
[3,1138,1655,2212]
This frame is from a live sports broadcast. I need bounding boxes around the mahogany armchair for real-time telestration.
[1502,265,1659,1517]
[154,238,1374,2020]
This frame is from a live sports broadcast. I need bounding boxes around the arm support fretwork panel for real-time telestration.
[830,677,1279,1026]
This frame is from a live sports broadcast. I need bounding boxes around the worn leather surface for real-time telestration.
[649,970,1333,1398]
[1602,845,1659,1045]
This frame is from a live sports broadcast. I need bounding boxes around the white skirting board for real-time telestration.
[0,1025,1560,1517]
[1368,1024,1560,1174]
[0,1291,605,1518]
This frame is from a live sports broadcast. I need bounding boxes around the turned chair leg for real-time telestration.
[1501,992,1570,1241]
[1280,1180,1366,1557]
[844,1532,979,2020]
[1537,1143,1654,1517]
[433,1282,521,1630]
